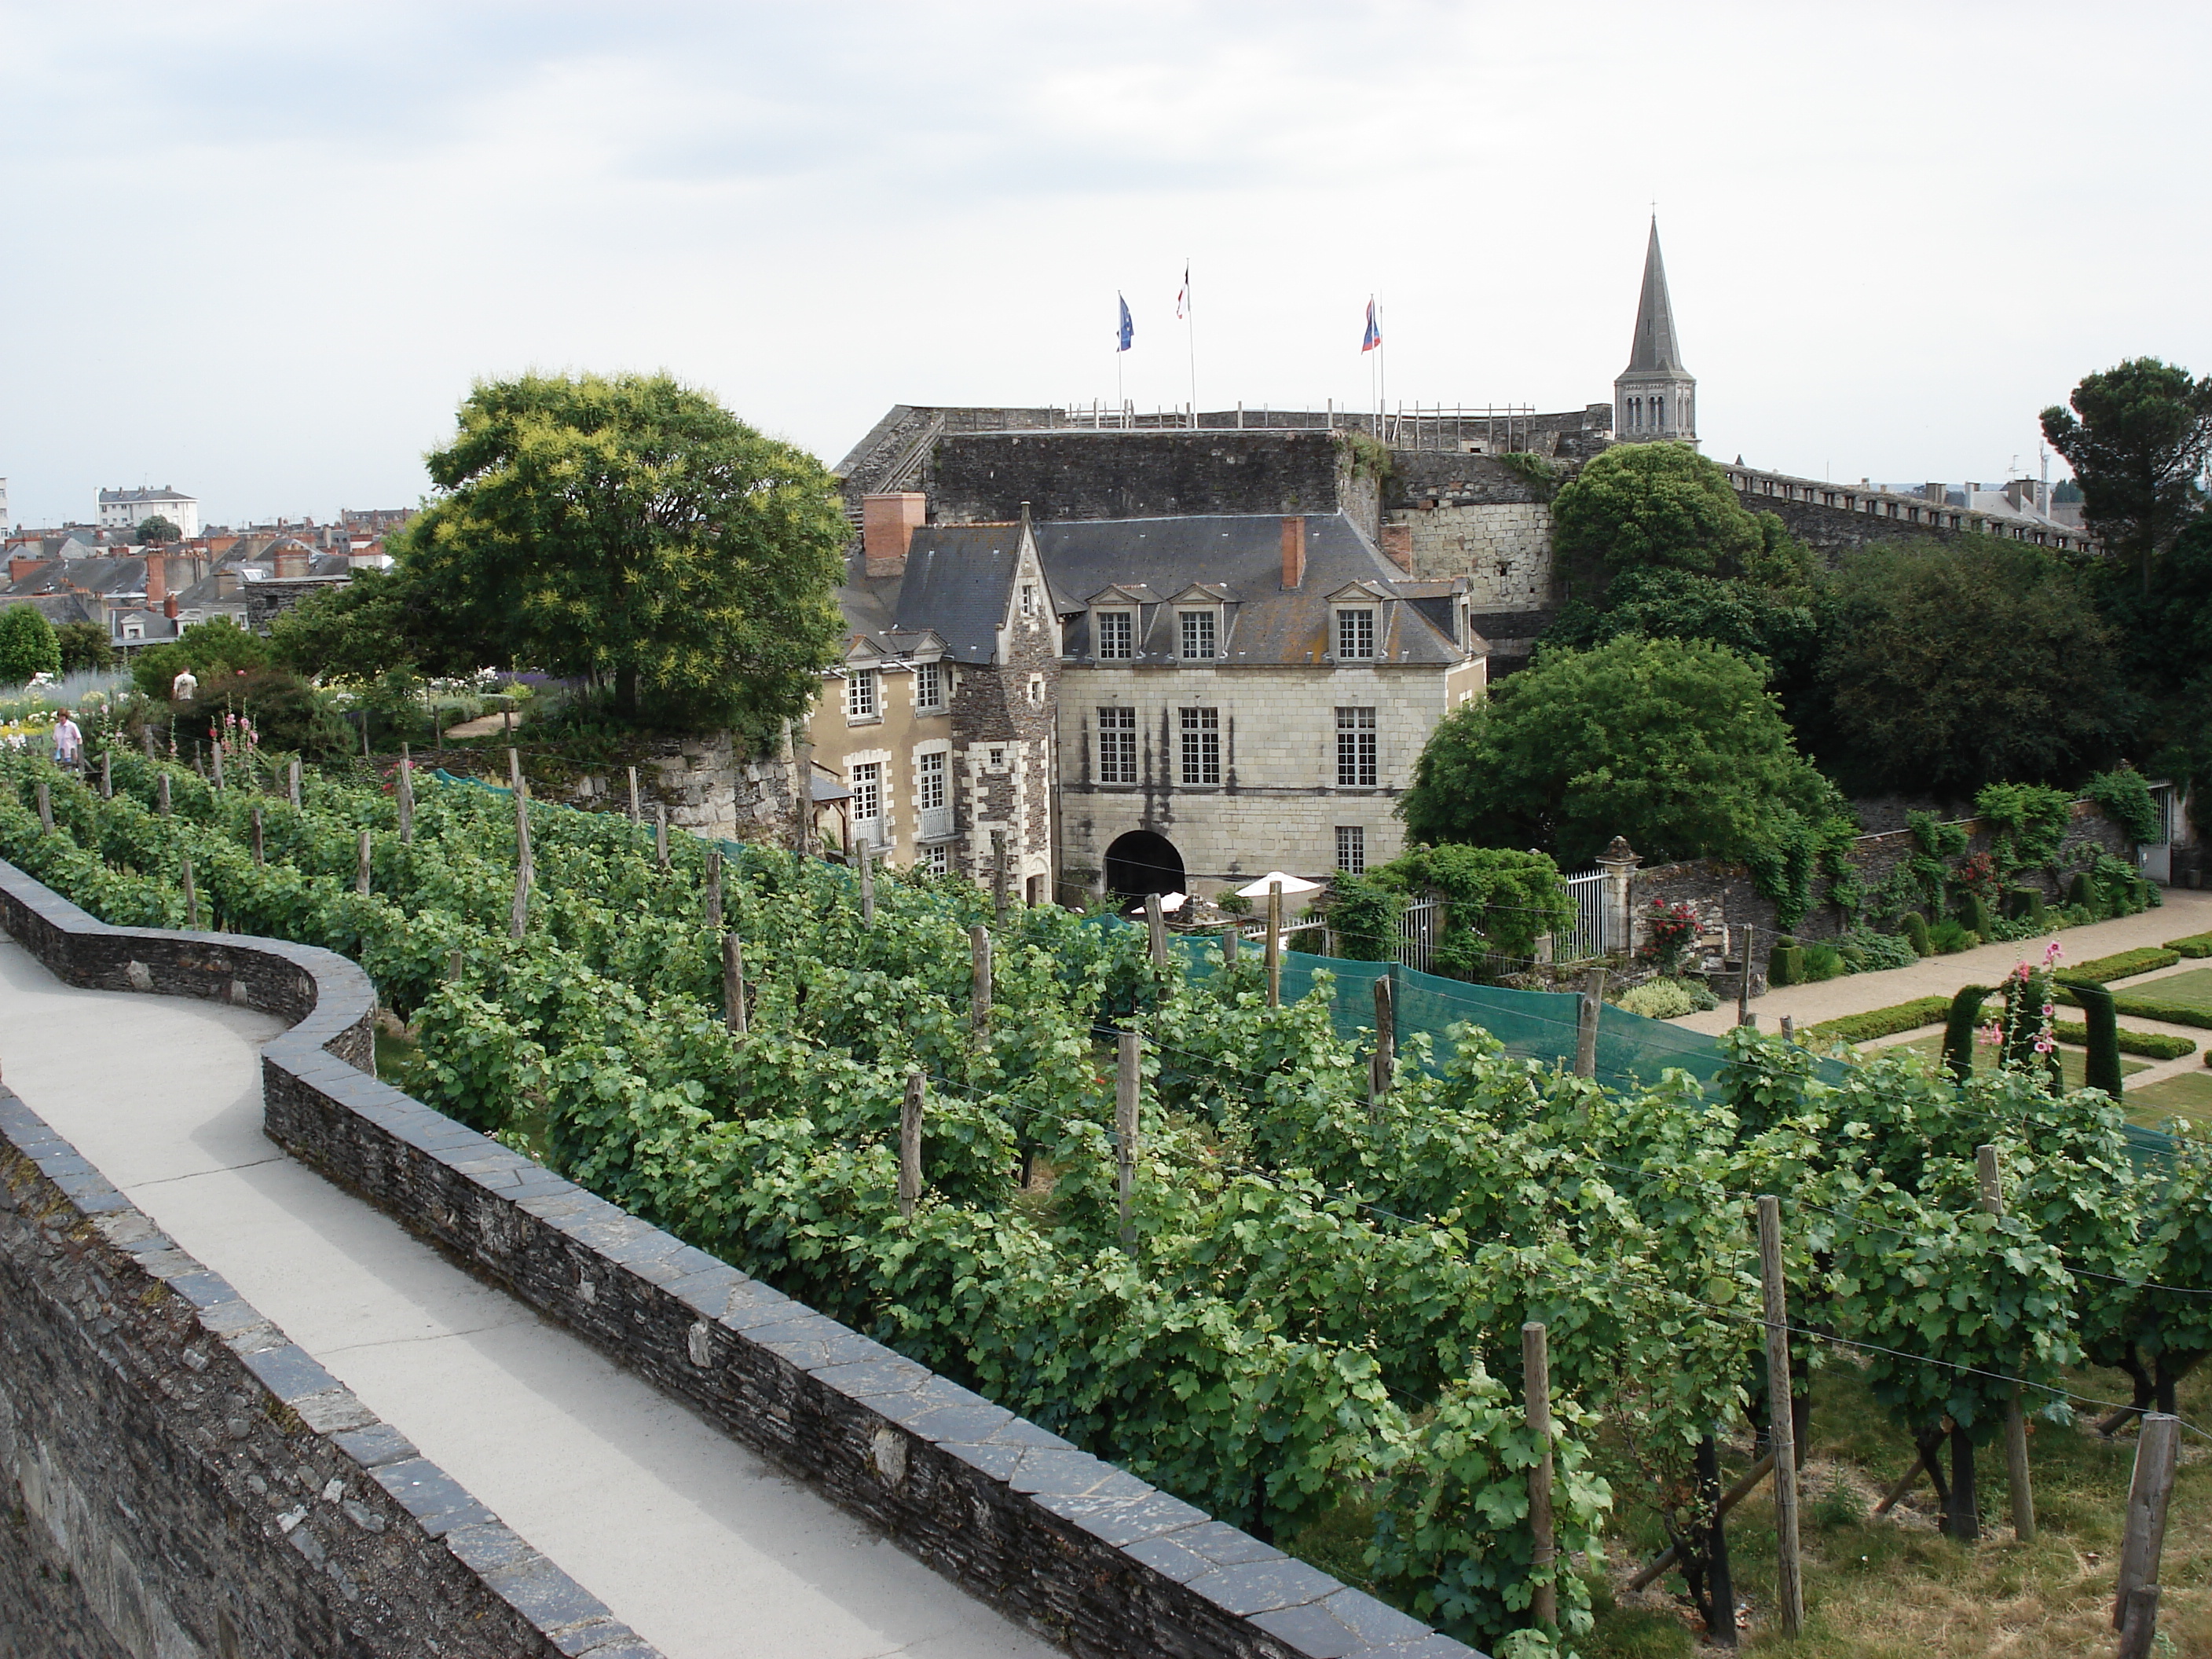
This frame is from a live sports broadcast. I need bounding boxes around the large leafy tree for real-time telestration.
[0,605,62,684]
[1399,633,1835,870]
[398,372,847,732]
[1550,441,1772,580]
[2041,357,2212,594]
[1810,536,2125,797]
[271,563,479,685]
[135,515,182,545]
[1542,565,1819,679]
[54,621,115,673]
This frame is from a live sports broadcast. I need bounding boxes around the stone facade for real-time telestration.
[0,855,1480,1659]
[558,731,800,844]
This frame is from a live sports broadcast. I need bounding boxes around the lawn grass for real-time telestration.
[1588,1357,2212,1655]
[2115,966,2212,1014]
[2127,1068,2212,1130]
[1884,1034,2148,1091]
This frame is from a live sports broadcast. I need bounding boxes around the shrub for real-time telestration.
[2004,885,2046,923]
[1801,943,1847,982]
[1636,899,1701,974]
[0,606,61,685]
[2168,932,2212,959]
[2050,1020,2197,1060]
[1957,892,1995,939]
[1805,995,1952,1043]
[2067,871,2097,914]
[1839,927,1918,972]
[2060,947,2181,985]
[1616,978,1699,1020]
[1768,940,1806,987]
[1900,911,1933,957]
[1324,873,1400,962]
[1929,917,1979,954]
[2085,767,2162,844]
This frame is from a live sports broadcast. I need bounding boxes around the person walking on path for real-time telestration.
[51,708,82,772]
[171,666,198,703]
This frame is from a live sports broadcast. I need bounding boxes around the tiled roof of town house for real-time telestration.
[2,555,151,598]
[1032,512,1470,667]
[97,485,194,504]
[839,522,1030,665]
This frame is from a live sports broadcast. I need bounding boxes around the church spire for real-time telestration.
[1613,218,1697,446]
[1627,218,1686,373]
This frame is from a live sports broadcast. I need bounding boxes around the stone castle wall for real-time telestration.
[929,430,1349,527]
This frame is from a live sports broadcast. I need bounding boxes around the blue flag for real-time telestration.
[1117,294,1133,352]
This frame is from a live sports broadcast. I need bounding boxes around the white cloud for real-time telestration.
[2,0,2207,526]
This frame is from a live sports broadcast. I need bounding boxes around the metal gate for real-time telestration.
[1396,898,1441,972]
[1559,870,1611,961]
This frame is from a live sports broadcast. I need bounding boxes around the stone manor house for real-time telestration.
[808,221,2103,904]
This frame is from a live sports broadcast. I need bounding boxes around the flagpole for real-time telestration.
[1377,291,1387,443]
[1184,258,1197,429]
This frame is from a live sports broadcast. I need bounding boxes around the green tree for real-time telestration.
[2089,515,2212,807]
[0,605,62,683]
[2040,357,2212,594]
[130,616,276,699]
[270,563,475,684]
[1542,565,1819,676]
[54,621,115,673]
[1399,634,1835,870]
[1550,441,1765,579]
[135,515,183,545]
[1811,536,2125,797]
[1369,844,1571,973]
[400,372,848,732]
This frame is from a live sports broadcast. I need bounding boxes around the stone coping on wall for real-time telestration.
[0,1078,657,1658]
[0,854,1482,1659]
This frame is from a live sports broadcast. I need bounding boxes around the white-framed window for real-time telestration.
[849,760,882,844]
[987,745,1005,769]
[1027,674,1045,706]
[1336,706,1377,787]
[1098,707,1137,785]
[925,844,950,874]
[1020,581,1037,617]
[914,660,943,712]
[1095,610,1133,660]
[1178,610,1217,661]
[1336,607,1375,661]
[1179,706,1220,786]
[918,749,947,812]
[846,668,878,720]
[1336,825,1365,873]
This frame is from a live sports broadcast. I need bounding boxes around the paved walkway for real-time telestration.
[0,939,1057,1659]
[1672,889,2212,1090]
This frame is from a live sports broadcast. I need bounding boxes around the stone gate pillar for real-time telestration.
[1596,837,1641,957]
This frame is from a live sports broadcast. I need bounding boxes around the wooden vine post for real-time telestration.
[1758,1195,1805,1635]
[100,751,112,800]
[1116,1031,1141,1251]
[970,925,993,1042]
[1265,881,1284,1008]
[1736,924,1756,1027]
[508,749,533,939]
[857,839,873,927]
[1522,1320,1557,1629]
[287,757,302,810]
[397,745,415,845]
[251,806,264,867]
[898,1069,925,1219]
[722,934,747,1035]
[211,739,226,791]
[1221,922,1239,964]
[654,805,669,870]
[181,855,198,930]
[1977,1144,2036,1540]
[141,726,154,761]
[157,772,171,817]
[991,830,1009,921]
[445,948,465,983]
[705,848,724,929]
[1144,892,1166,967]
[35,780,51,835]
[626,766,641,822]
[355,828,372,895]
[1369,973,1395,1116]
[1574,967,1608,1079]
[2114,1413,2179,1659]
[1693,1435,1738,1649]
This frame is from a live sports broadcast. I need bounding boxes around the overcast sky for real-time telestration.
[4,2,2207,529]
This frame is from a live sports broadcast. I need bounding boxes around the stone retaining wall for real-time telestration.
[0,1078,653,1654]
[0,856,1478,1659]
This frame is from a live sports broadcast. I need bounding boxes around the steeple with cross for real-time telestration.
[1613,218,1697,447]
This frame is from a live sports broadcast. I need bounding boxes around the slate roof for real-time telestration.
[1035,513,1470,666]
[1624,218,1687,375]
[834,525,1029,665]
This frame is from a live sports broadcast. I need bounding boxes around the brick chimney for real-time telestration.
[8,555,46,584]
[163,594,179,620]
[1280,515,1306,590]
[145,551,167,606]
[274,544,309,578]
[863,493,926,578]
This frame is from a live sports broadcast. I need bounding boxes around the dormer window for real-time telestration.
[1179,610,1217,661]
[847,667,878,720]
[1095,610,1133,660]
[1337,607,1375,661]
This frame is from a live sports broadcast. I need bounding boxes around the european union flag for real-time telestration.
[1116,294,1133,353]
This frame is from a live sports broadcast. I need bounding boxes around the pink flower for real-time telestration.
[2033,1034,2055,1055]
[2044,940,2064,965]
[2042,1004,2055,1019]
[1977,1023,2002,1048]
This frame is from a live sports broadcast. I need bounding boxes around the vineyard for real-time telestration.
[3,746,2208,1657]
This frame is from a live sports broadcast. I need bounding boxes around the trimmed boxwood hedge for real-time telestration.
[1804,995,1952,1044]
[2050,1020,2198,1060]
[2060,947,2182,984]
[2168,932,2212,959]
